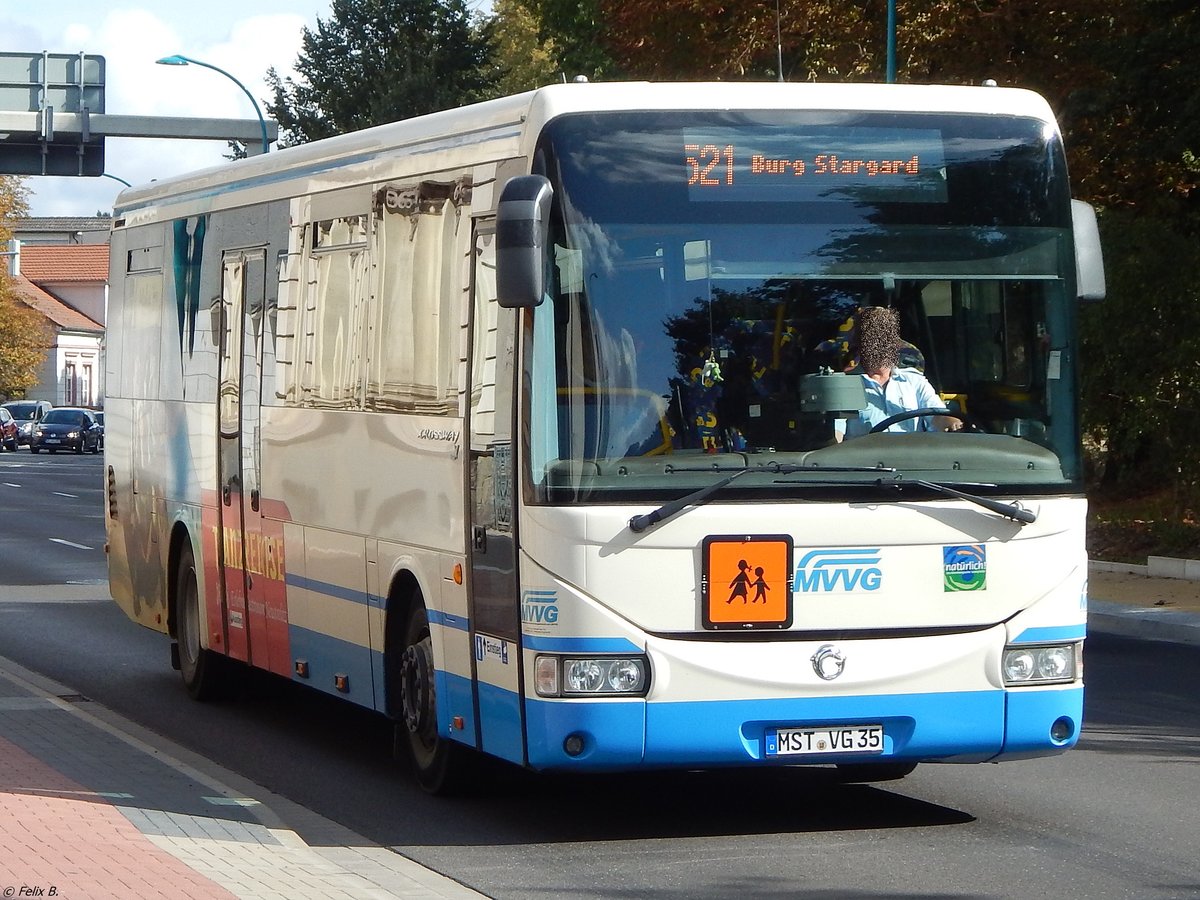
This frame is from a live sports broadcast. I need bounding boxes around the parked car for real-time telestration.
[30,407,102,454]
[94,410,105,449]
[0,407,18,451]
[2,399,52,447]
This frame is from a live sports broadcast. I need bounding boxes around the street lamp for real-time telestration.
[155,54,270,154]
[886,0,897,83]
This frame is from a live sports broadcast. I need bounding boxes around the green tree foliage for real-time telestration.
[517,0,615,82]
[1080,212,1200,516]
[491,0,561,94]
[0,292,48,401]
[0,176,48,400]
[265,0,498,145]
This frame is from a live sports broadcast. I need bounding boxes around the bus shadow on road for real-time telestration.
[429,764,974,845]
[223,666,974,847]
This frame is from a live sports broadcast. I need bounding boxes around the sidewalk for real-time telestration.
[0,653,485,900]
[1088,557,1200,647]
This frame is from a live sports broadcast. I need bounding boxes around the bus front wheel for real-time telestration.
[396,603,476,794]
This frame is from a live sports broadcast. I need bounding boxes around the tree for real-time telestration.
[0,175,48,400]
[265,0,498,145]
[517,0,616,82]
[491,0,561,94]
[1080,210,1200,516]
[0,292,48,400]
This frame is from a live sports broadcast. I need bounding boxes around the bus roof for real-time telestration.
[112,81,1058,222]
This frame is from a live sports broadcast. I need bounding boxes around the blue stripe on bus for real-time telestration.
[522,635,642,653]
[477,680,525,764]
[1004,685,1083,756]
[437,670,478,747]
[428,609,470,632]
[1011,624,1087,644]
[522,686,1083,771]
[285,573,373,606]
[287,624,379,710]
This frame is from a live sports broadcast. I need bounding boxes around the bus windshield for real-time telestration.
[527,110,1080,503]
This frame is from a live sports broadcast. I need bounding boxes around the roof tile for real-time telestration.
[7,276,104,332]
[19,245,109,283]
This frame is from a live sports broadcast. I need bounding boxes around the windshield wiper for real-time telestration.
[883,477,1037,525]
[626,464,1035,532]
[627,463,896,533]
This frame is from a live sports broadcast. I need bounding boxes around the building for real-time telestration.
[4,238,107,407]
[11,216,112,246]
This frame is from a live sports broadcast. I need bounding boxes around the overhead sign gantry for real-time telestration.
[0,50,278,178]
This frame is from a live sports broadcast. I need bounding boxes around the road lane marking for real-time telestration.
[52,491,79,498]
[49,537,93,550]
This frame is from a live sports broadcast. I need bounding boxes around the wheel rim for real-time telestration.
[399,629,438,765]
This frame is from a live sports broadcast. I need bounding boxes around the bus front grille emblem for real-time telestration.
[811,644,846,681]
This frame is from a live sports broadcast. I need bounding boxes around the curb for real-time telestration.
[1088,599,1200,648]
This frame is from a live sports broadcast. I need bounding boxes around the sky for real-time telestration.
[0,2,331,217]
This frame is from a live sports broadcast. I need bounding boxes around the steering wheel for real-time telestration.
[868,407,980,434]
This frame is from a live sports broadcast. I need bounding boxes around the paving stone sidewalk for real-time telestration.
[0,657,485,900]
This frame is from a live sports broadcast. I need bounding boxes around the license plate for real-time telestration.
[766,724,884,757]
[45,438,61,444]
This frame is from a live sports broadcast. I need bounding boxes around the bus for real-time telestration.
[105,81,1105,793]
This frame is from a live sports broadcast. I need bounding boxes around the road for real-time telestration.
[2,450,1199,898]
[0,448,107,584]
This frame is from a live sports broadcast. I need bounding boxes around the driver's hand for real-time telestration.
[933,415,963,432]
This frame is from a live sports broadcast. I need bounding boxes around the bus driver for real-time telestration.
[835,306,962,440]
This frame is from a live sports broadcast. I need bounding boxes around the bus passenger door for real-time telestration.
[466,223,525,764]
[217,249,280,673]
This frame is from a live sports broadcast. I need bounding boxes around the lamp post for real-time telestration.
[155,54,270,154]
[886,0,897,83]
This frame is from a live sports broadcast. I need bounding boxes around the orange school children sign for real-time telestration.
[702,535,793,630]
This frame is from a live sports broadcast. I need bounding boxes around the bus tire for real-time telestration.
[395,603,477,794]
[175,542,226,701]
[834,761,918,783]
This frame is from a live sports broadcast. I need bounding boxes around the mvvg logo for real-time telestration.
[521,589,559,625]
[794,548,883,593]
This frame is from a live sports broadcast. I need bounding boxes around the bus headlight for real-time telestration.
[534,655,649,697]
[1003,643,1079,686]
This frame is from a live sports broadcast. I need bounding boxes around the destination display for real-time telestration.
[684,126,948,203]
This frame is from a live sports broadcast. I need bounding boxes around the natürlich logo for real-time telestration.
[943,544,987,591]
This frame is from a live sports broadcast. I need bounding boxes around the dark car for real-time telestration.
[2,399,52,447]
[0,407,18,451]
[30,407,103,454]
[94,410,105,449]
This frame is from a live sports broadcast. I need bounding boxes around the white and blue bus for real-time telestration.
[105,81,1105,792]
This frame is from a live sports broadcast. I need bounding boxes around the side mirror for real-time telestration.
[1071,200,1105,301]
[496,175,553,309]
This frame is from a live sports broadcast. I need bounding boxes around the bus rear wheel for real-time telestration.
[395,603,476,794]
[175,542,226,700]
